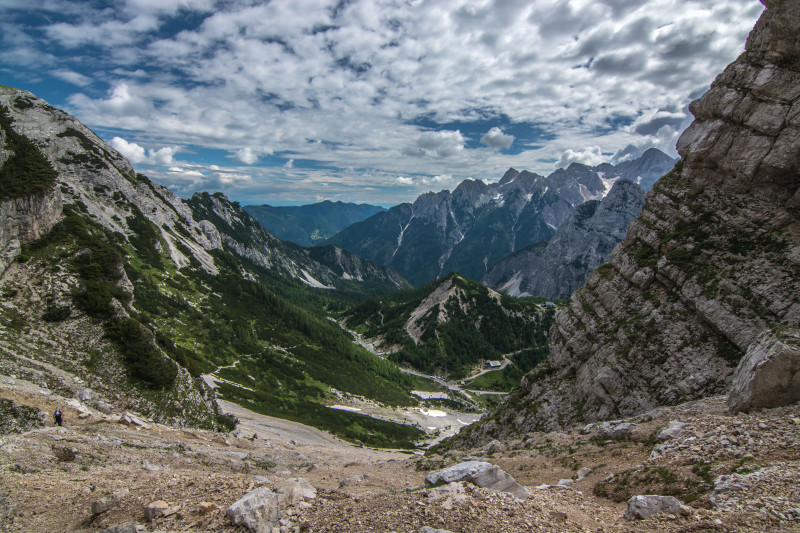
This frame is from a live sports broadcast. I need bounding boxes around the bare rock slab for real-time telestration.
[729,330,800,413]
[226,487,280,533]
[424,461,528,500]
[624,495,683,520]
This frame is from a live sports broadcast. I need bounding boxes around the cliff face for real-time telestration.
[484,179,646,299]
[463,0,800,442]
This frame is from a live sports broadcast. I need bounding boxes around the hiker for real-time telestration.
[251,433,258,441]
[54,409,63,427]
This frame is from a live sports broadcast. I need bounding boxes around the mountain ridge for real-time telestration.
[244,200,385,247]
[325,150,675,286]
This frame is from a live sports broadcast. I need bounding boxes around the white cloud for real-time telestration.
[403,130,465,158]
[556,146,607,168]
[110,137,179,166]
[233,147,260,165]
[396,176,414,185]
[51,69,92,87]
[12,0,764,204]
[480,127,514,149]
[110,137,147,164]
[284,158,294,168]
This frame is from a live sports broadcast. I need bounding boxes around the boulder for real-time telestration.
[275,478,316,507]
[425,461,528,500]
[95,401,113,415]
[144,500,178,521]
[98,524,145,533]
[120,412,150,429]
[655,420,687,442]
[74,388,94,402]
[597,421,632,439]
[728,330,800,413]
[226,487,280,532]
[624,495,683,520]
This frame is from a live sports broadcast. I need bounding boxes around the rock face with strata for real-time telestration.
[460,0,800,443]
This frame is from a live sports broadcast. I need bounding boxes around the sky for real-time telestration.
[0,0,764,207]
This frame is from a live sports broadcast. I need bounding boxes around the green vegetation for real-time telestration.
[0,105,58,200]
[345,273,555,380]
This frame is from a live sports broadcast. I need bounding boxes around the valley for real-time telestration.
[1,0,799,532]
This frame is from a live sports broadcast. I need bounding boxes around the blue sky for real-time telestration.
[0,0,764,206]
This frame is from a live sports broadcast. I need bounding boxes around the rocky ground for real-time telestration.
[1,371,799,533]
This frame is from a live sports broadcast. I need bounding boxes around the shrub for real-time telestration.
[105,317,177,389]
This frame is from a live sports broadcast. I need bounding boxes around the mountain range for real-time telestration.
[483,178,646,299]
[324,148,676,287]
[244,200,384,247]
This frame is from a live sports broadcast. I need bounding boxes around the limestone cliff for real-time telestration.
[460,0,800,443]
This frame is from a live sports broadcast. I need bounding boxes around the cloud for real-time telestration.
[5,0,764,205]
[480,127,514,149]
[396,176,414,185]
[51,69,92,87]
[403,130,465,158]
[110,137,179,166]
[630,110,686,136]
[110,137,147,164]
[233,147,260,165]
[556,146,607,168]
[284,158,294,168]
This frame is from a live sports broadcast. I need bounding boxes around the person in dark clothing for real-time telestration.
[54,409,62,427]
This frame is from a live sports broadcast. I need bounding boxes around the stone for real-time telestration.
[597,421,632,440]
[144,500,178,521]
[226,487,280,533]
[624,495,683,520]
[120,412,150,429]
[656,420,688,442]
[576,467,592,480]
[339,474,365,488]
[425,461,528,500]
[198,502,218,515]
[95,401,113,415]
[74,388,94,402]
[98,524,145,533]
[275,478,316,507]
[91,497,115,515]
[728,330,800,413]
[419,528,455,533]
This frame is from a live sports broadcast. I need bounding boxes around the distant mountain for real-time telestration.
[326,150,675,286]
[343,272,554,380]
[483,179,646,299]
[244,200,384,246]
[188,192,407,295]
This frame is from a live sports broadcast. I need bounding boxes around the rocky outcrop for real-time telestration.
[484,179,645,299]
[459,0,800,443]
[0,191,62,277]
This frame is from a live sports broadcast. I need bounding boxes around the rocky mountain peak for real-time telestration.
[461,0,800,442]
[498,167,519,185]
